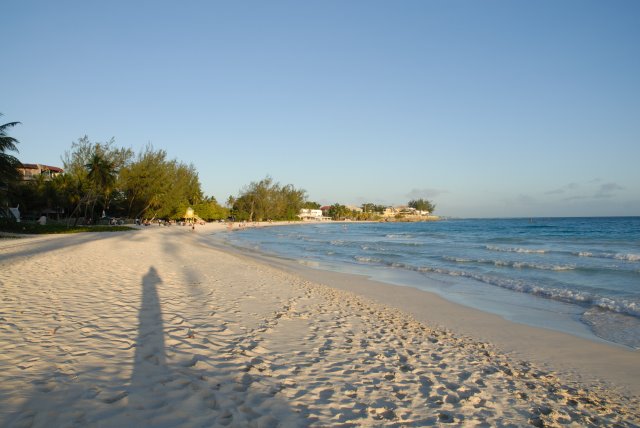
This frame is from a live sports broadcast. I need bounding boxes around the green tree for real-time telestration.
[361,203,385,214]
[327,203,350,220]
[193,196,229,221]
[159,162,203,220]
[51,173,84,222]
[232,177,273,221]
[118,144,208,221]
[302,201,321,209]
[62,136,132,223]
[231,176,307,221]
[0,114,21,191]
[226,195,236,209]
[86,152,117,216]
[408,198,436,213]
[119,145,171,219]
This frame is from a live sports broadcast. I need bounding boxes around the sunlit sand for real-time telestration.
[1,225,638,426]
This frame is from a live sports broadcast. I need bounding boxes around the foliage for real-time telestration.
[5,121,436,225]
[118,144,171,219]
[408,198,436,213]
[231,176,306,221]
[0,113,21,193]
[301,201,321,209]
[7,174,60,217]
[60,136,134,224]
[327,203,351,220]
[326,203,381,221]
[193,196,229,221]
[116,144,227,220]
[361,203,386,214]
[9,137,227,223]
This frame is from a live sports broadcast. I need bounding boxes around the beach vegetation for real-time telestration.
[361,203,386,214]
[230,176,306,221]
[301,201,321,209]
[61,136,133,225]
[5,136,228,229]
[3,117,432,227]
[0,114,22,204]
[327,203,351,220]
[408,198,436,213]
[192,196,229,221]
[324,203,382,221]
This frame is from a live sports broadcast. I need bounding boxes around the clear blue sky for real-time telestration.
[4,1,639,217]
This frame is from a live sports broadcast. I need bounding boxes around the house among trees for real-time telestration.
[17,163,64,181]
[382,206,431,218]
[298,208,325,221]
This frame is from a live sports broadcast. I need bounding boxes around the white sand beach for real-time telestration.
[1,225,639,427]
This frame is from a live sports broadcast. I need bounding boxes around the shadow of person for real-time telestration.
[1,265,302,427]
[128,266,171,412]
[1,266,171,427]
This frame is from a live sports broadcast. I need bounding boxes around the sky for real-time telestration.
[3,0,639,217]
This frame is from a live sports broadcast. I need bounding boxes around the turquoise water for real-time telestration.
[219,217,640,348]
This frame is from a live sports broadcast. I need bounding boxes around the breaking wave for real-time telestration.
[443,256,575,271]
[485,245,547,254]
[576,252,640,262]
[353,256,640,318]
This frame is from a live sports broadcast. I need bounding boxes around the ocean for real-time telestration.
[217,217,640,349]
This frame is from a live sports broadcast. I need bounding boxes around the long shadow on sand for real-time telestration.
[0,230,146,263]
[2,264,301,427]
[1,266,170,426]
[128,266,169,410]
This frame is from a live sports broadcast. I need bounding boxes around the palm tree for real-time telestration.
[0,113,21,185]
[85,152,117,218]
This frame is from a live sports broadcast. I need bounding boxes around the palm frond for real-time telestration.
[0,136,20,152]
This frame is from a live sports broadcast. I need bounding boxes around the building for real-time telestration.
[17,164,64,181]
[298,208,324,221]
[382,206,430,218]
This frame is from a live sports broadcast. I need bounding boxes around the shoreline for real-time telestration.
[1,225,638,426]
[212,220,636,344]
[204,224,640,397]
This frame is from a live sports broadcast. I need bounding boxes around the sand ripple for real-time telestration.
[0,228,638,427]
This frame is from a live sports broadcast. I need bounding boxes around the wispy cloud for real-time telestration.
[545,182,579,195]
[594,182,624,199]
[551,180,625,201]
[406,188,447,200]
[563,195,589,202]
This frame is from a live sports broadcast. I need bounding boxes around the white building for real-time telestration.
[298,209,324,221]
[382,206,430,218]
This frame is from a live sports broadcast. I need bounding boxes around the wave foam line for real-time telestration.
[353,257,640,318]
[443,256,575,271]
[485,245,547,254]
[576,251,640,262]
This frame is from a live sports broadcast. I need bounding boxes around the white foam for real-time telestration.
[485,245,547,254]
[575,251,640,262]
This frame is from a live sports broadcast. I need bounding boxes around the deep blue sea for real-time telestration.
[218,217,640,348]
